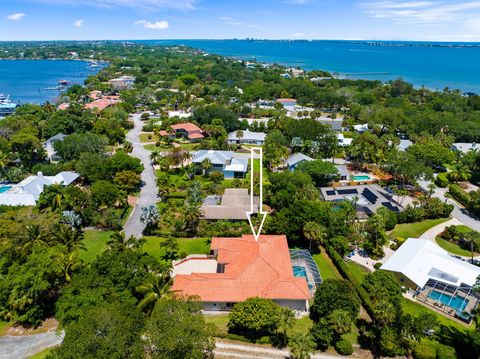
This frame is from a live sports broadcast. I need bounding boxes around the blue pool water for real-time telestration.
[293,265,313,289]
[0,186,11,193]
[428,290,468,312]
[143,40,480,93]
[353,175,370,181]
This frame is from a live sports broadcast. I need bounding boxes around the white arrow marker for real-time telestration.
[246,147,267,241]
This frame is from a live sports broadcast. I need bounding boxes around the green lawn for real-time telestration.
[144,144,168,151]
[345,261,369,284]
[79,230,112,263]
[401,298,469,332]
[388,218,449,240]
[139,133,159,143]
[28,348,55,359]
[312,251,342,281]
[142,236,210,261]
[435,237,477,257]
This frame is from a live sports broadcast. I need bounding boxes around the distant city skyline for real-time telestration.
[2,0,480,42]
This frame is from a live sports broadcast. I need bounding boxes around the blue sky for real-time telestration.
[2,0,480,41]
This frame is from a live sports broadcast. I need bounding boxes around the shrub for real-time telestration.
[413,341,437,359]
[210,171,224,184]
[373,262,382,270]
[435,172,449,187]
[227,298,281,339]
[436,344,456,359]
[448,184,470,206]
[335,339,354,356]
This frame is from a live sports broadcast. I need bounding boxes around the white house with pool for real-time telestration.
[381,238,480,323]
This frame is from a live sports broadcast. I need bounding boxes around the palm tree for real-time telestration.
[277,307,295,347]
[0,150,11,180]
[201,158,212,176]
[328,309,352,339]
[56,250,81,282]
[136,271,171,315]
[107,231,144,251]
[303,221,327,252]
[235,130,244,145]
[54,224,86,253]
[21,223,50,254]
[181,151,192,166]
[123,141,133,153]
[288,332,316,359]
[150,150,161,165]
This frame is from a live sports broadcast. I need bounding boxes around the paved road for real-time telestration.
[419,218,463,241]
[215,340,347,359]
[123,113,158,239]
[0,331,64,359]
[418,179,480,232]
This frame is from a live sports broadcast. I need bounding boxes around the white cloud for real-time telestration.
[292,32,306,38]
[134,20,169,30]
[218,16,266,31]
[362,1,480,24]
[73,19,84,28]
[7,13,26,21]
[28,0,194,10]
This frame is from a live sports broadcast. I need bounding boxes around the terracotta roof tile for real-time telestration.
[171,235,310,302]
[171,122,202,133]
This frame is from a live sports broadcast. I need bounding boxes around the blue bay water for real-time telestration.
[0,60,94,104]
[147,40,480,93]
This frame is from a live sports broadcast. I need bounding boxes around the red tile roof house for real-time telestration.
[171,235,310,312]
[170,123,204,142]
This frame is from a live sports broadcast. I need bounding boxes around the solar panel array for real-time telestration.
[362,188,378,204]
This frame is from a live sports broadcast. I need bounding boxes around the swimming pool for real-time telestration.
[292,265,313,289]
[0,186,11,193]
[428,290,468,312]
[353,175,371,181]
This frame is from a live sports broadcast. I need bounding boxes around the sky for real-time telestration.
[2,0,480,42]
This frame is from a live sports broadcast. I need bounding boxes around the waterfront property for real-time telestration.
[170,122,204,142]
[191,150,249,178]
[0,171,79,206]
[201,188,258,220]
[85,96,120,111]
[320,184,401,217]
[171,235,311,311]
[451,142,479,154]
[108,75,136,90]
[0,94,18,118]
[227,130,266,146]
[381,238,480,323]
[43,133,66,161]
[286,153,313,171]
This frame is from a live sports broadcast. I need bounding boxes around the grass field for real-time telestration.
[28,348,55,359]
[312,251,342,281]
[435,237,477,257]
[139,132,159,143]
[401,298,469,332]
[141,236,210,261]
[388,218,449,240]
[345,261,370,284]
[80,230,113,263]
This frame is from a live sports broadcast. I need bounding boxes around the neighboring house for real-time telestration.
[85,96,119,111]
[286,153,313,171]
[276,98,297,110]
[337,133,353,147]
[168,110,192,119]
[201,188,258,220]
[335,165,350,181]
[171,235,311,311]
[451,143,479,154]
[227,130,266,145]
[316,117,343,132]
[398,139,413,152]
[170,123,204,142]
[0,171,79,206]
[43,133,67,161]
[320,184,401,217]
[280,73,292,79]
[57,103,70,111]
[381,238,480,323]
[108,75,136,90]
[353,123,368,133]
[191,150,249,178]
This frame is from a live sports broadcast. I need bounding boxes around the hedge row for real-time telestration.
[448,184,470,206]
[327,247,376,320]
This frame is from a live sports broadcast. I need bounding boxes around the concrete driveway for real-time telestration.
[0,331,64,359]
[123,113,158,239]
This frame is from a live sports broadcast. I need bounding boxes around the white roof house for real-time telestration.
[168,110,192,119]
[43,133,67,160]
[286,153,314,170]
[227,130,266,145]
[224,157,249,173]
[192,150,234,166]
[337,133,353,147]
[353,124,368,133]
[398,139,413,152]
[0,171,79,206]
[381,238,480,288]
[452,143,479,154]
